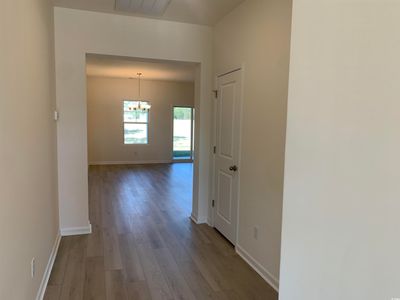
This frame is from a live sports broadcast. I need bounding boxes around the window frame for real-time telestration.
[122,100,150,145]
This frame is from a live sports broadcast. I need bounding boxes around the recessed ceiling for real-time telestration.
[86,54,197,82]
[53,0,245,25]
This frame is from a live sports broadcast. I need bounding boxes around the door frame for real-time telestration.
[171,105,195,162]
[210,66,245,246]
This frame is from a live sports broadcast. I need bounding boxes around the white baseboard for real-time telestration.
[60,223,92,236]
[36,232,61,300]
[190,214,208,224]
[190,214,199,224]
[236,244,279,292]
[89,160,172,166]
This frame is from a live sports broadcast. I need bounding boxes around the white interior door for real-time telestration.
[214,69,242,244]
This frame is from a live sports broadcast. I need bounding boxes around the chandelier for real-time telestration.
[127,72,151,111]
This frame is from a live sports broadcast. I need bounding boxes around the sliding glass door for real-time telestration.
[173,107,194,160]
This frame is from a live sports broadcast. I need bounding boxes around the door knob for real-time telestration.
[229,165,238,172]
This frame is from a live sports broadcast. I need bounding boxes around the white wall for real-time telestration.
[0,0,59,299]
[280,1,400,299]
[54,7,213,230]
[214,0,292,289]
[87,77,194,164]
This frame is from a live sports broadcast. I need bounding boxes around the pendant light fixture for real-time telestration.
[128,72,151,111]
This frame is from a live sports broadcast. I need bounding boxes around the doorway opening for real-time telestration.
[173,106,194,161]
[85,53,199,220]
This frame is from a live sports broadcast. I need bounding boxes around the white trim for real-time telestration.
[190,214,208,224]
[236,244,279,292]
[197,216,208,224]
[190,214,198,223]
[209,74,218,227]
[89,160,172,166]
[235,64,246,246]
[36,232,61,300]
[60,223,92,236]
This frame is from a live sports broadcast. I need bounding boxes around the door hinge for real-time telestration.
[213,146,216,154]
[212,200,215,207]
[213,90,218,98]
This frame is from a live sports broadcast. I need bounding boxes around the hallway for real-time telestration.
[45,164,277,300]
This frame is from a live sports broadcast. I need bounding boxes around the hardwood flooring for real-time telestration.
[45,163,278,300]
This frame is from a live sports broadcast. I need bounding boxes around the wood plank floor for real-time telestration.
[45,163,278,300]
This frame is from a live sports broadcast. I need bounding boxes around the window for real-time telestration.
[123,100,149,144]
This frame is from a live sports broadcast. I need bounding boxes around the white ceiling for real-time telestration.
[86,54,197,82]
[53,0,244,25]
